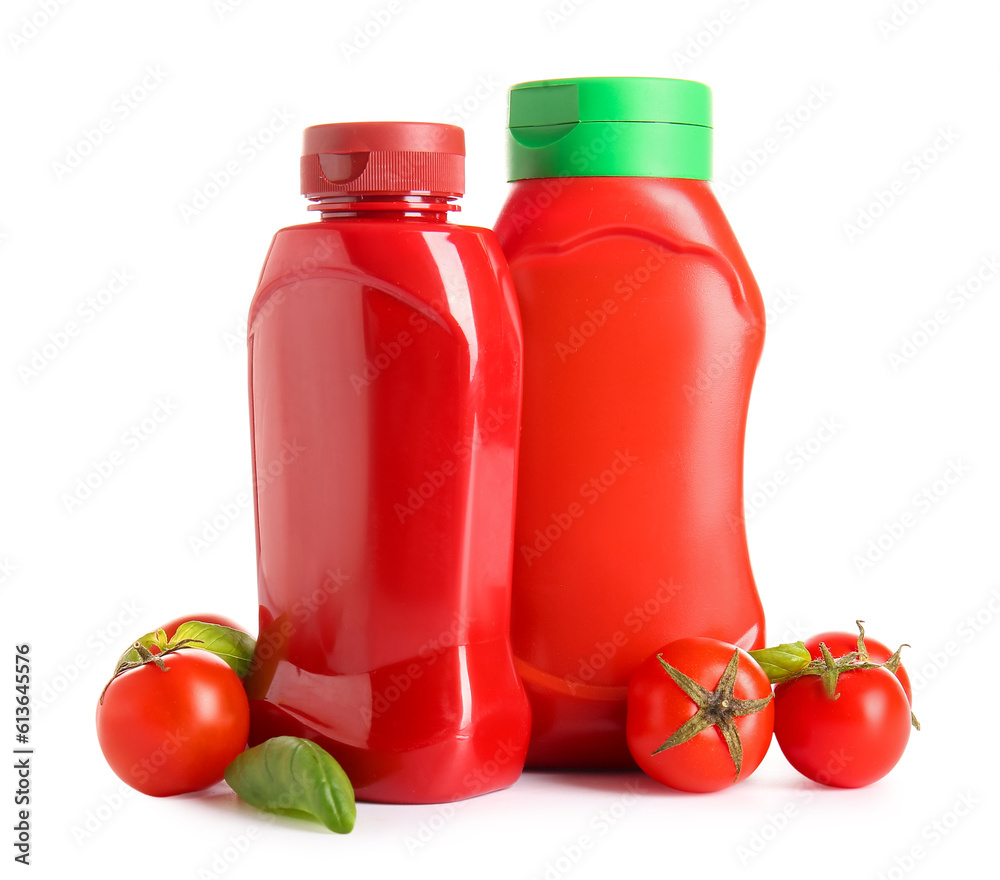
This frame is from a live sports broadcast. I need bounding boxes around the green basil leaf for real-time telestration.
[749,641,812,684]
[225,737,356,834]
[170,621,256,678]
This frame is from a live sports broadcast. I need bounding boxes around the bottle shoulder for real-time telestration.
[497,178,746,265]
[269,217,499,241]
[496,177,727,242]
[494,177,762,323]
[251,218,513,316]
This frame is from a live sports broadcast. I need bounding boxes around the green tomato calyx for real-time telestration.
[652,649,773,781]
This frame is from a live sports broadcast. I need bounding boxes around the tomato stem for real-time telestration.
[98,637,205,704]
[818,642,842,699]
[855,620,870,662]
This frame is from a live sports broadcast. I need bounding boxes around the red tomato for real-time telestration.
[803,631,912,704]
[773,666,910,788]
[96,650,250,797]
[626,637,774,793]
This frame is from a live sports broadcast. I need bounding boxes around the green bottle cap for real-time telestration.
[506,77,712,181]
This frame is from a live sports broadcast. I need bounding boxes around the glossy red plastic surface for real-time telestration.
[245,213,530,803]
[494,176,766,768]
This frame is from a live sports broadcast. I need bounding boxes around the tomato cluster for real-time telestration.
[626,626,914,792]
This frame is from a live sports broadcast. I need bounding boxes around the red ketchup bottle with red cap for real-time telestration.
[244,122,530,804]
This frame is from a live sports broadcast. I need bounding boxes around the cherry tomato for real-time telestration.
[626,637,774,793]
[803,631,912,704]
[773,666,910,788]
[96,650,250,797]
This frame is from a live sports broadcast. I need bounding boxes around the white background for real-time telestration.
[2,0,997,877]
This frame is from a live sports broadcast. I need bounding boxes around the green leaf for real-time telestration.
[170,621,256,678]
[225,737,356,834]
[749,641,812,684]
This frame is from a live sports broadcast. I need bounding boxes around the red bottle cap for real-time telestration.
[300,122,465,199]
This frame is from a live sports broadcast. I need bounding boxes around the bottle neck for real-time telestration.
[307,193,460,221]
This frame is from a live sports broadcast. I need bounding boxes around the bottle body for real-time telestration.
[495,176,766,768]
[245,216,530,802]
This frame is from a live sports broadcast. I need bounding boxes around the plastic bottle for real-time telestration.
[244,121,530,803]
[493,77,767,768]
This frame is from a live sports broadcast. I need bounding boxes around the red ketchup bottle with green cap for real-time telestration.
[494,77,767,768]
[244,122,530,803]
